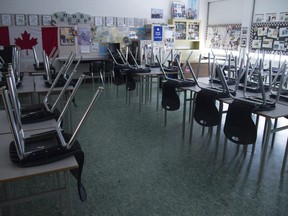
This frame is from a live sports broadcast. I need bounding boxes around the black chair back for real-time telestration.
[161,80,181,111]
[194,89,220,126]
[224,100,257,145]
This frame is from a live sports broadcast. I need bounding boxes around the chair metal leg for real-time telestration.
[91,73,95,92]
[164,110,167,127]
[271,118,278,149]
[281,138,288,177]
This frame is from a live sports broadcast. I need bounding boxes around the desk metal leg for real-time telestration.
[182,90,187,139]
[149,76,153,104]
[215,101,223,158]
[4,183,15,216]
[281,138,288,177]
[271,118,278,149]
[139,76,143,113]
[164,110,167,127]
[64,171,72,216]
[55,173,63,212]
[189,93,197,143]
[252,115,260,154]
[156,76,160,112]
[258,118,272,183]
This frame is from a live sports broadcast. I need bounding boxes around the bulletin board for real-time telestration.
[249,22,288,55]
[206,24,242,51]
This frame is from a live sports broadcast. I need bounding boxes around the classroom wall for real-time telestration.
[1,0,287,58]
[254,0,288,15]
[0,0,181,24]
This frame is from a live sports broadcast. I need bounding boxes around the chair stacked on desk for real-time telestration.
[186,50,288,179]
[108,46,151,104]
[1,66,105,201]
[0,45,23,89]
[5,54,81,124]
[157,51,196,128]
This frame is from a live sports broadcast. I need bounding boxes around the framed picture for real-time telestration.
[60,27,75,46]
[253,14,264,23]
[151,8,163,19]
[117,17,125,27]
[1,14,12,26]
[279,27,288,37]
[138,18,145,27]
[266,13,277,22]
[273,41,285,51]
[251,39,262,49]
[279,12,288,22]
[105,16,114,26]
[42,15,52,26]
[28,14,39,26]
[94,16,103,26]
[241,38,247,47]
[15,14,26,26]
[127,18,135,27]
[172,1,186,18]
[241,27,248,36]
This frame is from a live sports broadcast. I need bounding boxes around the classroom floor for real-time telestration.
[1,81,288,216]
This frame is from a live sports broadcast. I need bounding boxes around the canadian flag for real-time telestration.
[0,26,58,62]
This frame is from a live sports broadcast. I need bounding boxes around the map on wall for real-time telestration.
[206,24,242,51]
[250,21,288,55]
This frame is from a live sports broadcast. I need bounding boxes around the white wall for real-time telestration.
[208,0,243,25]
[0,0,181,24]
[254,0,288,14]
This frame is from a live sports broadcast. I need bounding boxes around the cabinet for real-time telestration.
[168,19,200,50]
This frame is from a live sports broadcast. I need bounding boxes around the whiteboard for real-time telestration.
[254,0,288,14]
[208,0,244,25]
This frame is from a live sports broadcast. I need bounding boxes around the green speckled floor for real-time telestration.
[1,82,288,216]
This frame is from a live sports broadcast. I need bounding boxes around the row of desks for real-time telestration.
[0,74,77,215]
[179,78,288,182]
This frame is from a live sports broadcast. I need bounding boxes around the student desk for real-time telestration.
[136,68,162,113]
[136,68,179,113]
[0,110,57,135]
[17,75,35,94]
[0,75,35,106]
[0,133,78,216]
[33,76,74,101]
[255,102,288,181]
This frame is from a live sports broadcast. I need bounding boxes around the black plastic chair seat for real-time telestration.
[238,83,270,93]
[126,69,136,91]
[134,68,151,73]
[162,65,178,73]
[161,80,181,111]
[34,62,45,70]
[44,78,75,88]
[194,89,221,127]
[224,100,257,145]
[21,107,60,124]
[9,132,87,202]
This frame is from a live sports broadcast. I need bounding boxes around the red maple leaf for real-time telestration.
[15,30,38,50]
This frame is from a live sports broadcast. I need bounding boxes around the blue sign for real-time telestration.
[153,26,163,41]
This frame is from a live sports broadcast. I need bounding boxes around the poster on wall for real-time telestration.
[153,25,163,41]
[206,24,242,50]
[60,27,75,46]
[164,25,175,49]
[78,27,91,45]
[186,0,198,19]
[250,22,288,54]
[171,2,186,19]
[279,12,288,22]
[151,9,163,19]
